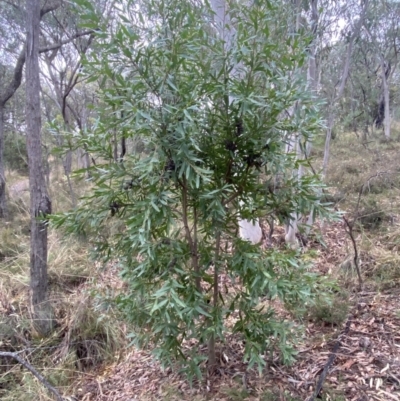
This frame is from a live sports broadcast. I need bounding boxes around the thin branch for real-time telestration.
[0,29,93,106]
[40,0,62,18]
[0,350,64,401]
[180,179,195,257]
[343,215,362,290]
[307,316,352,401]
[355,171,391,212]
[335,0,369,102]
[39,30,94,54]
[0,0,21,12]
[343,170,394,291]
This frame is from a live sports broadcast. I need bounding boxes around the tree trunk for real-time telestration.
[210,0,262,245]
[63,150,76,208]
[0,2,62,220]
[282,0,304,247]
[381,60,391,139]
[0,106,7,219]
[303,0,319,236]
[307,0,318,93]
[26,0,53,336]
[322,114,334,180]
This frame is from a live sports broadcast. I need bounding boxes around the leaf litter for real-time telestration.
[62,221,400,400]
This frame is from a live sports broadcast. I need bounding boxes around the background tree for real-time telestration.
[0,0,93,334]
[321,0,369,177]
[41,8,94,206]
[0,0,93,218]
[361,0,399,139]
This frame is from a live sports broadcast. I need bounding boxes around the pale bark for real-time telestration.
[284,106,300,248]
[26,0,53,336]
[307,0,318,94]
[239,219,262,244]
[284,0,302,248]
[305,0,319,234]
[362,12,394,139]
[322,114,335,178]
[210,0,262,245]
[0,106,7,218]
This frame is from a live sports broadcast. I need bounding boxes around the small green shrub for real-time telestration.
[53,0,333,383]
[307,290,349,326]
[4,135,28,174]
[221,385,251,400]
[344,164,359,175]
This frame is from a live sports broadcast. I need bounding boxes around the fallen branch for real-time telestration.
[307,316,352,401]
[0,350,64,401]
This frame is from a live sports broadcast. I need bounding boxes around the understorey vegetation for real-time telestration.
[52,0,334,380]
[2,0,400,399]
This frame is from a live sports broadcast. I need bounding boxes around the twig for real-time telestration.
[355,170,391,212]
[343,172,391,292]
[307,316,352,401]
[388,372,400,385]
[343,215,363,290]
[0,350,64,401]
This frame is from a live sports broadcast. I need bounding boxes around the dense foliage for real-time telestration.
[53,0,332,378]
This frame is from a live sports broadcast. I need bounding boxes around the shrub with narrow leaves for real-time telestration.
[52,0,334,380]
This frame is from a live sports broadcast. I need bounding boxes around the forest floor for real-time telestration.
[1,131,400,401]
[74,221,400,401]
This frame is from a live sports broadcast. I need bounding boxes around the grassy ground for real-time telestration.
[1,130,400,400]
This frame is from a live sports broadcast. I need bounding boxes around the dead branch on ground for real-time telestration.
[0,350,64,401]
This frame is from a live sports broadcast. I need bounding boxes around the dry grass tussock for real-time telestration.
[0,167,127,401]
[326,131,400,199]
[0,255,126,401]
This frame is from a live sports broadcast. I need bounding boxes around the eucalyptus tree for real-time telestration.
[25,0,53,336]
[361,0,399,139]
[321,0,369,177]
[0,0,93,218]
[320,0,398,143]
[0,0,60,218]
[54,0,330,377]
[40,3,96,207]
[0,0,95,335]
